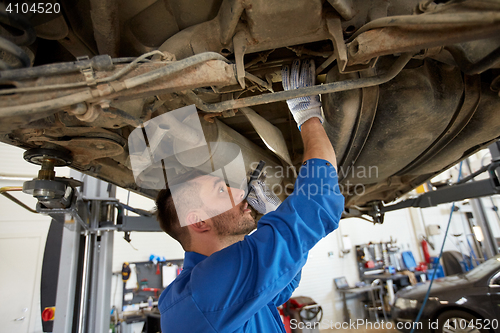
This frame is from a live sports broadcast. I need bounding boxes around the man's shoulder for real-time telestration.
[158,270,193,310]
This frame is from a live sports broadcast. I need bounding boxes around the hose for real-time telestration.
[0,36,31,68]
[409,161,463,333]
[187,53,413,113]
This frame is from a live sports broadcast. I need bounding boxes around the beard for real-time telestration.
[206,203,256,237]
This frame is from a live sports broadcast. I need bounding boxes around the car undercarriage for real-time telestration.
[1,0,500,222]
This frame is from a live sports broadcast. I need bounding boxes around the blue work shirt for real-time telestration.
[158,158,344,332]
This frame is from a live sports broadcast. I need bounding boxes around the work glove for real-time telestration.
[282,59,323,130]
[246,177,281,215]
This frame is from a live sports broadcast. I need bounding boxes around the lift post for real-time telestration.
[18,147,161,333]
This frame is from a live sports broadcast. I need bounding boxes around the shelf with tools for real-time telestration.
[121,259,184,308]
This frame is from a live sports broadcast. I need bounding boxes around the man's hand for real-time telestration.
[282,59,337,168]
[281,59,323,130]
[247,177,281,215]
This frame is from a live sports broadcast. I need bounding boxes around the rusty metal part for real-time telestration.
[0,51,169,94]
[244,72,273,92]
[348,11,500,43]
[50,138,124,165]
[327,17,377,74]
[22,127,127,147]
[75,103,101,122]
[233,30,248,89]
[185,53,413,113]
[33,15,69,40]
[0,54,236,118]
[328,18,348,73]
[68,101,143,129]
[239,107,293,169]
[219,0,245,45]
[285,46,332,58]
[327,0,356,21]
[245,50,275,69]
[89,0,120,57]
[0,187,38,214]
[159,0,330,59]
[58,30,96,59]
[204,112,223,123]
[65,103,88,117]
[347,18,500,66]
[316,53,337,75]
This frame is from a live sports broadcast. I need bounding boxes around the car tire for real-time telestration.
[436,310,489,333]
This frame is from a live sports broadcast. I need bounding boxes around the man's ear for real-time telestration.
[185,210,211,233]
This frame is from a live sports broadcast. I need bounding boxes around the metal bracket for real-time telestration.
[378,160,500,215]
[327,17,377,74]
[77,55,97,86]
[233,31,248,89]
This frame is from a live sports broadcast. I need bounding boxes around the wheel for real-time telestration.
[436,310,489,333]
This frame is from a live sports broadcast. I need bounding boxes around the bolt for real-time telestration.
[95,144,105,150]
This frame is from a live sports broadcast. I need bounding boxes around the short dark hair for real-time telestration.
[155,170,205,250]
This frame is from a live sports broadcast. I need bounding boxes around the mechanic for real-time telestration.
[155,59,344,332]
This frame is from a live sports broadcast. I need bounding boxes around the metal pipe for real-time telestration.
[466,159,499,257]
[119,52,230,90]
[0,52,230,117]
[0,175,34,181]
[245,72,274,92]
[0,89,95,117]
[0,55,123,82]
[0,51,165,95]
[77,232,92,333]
[0,186,38,213]
[347,12,500,43]
[188,53,413,113]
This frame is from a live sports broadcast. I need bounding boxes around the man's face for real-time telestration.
[197,175,256,236]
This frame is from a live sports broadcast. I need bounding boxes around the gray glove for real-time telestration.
[247,179,281,215]
[282,59,323,130]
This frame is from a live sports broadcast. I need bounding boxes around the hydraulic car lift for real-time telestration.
[362,141,500,257]
[3,147,162,333]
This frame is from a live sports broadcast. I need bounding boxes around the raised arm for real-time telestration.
[301,118,337,169]
[281,58,337,169]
